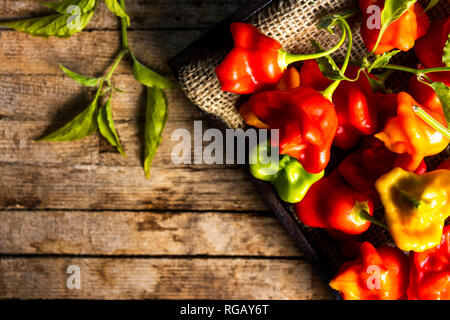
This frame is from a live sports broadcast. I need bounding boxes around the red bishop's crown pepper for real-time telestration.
[294,171,374,235]
[248,87,338,174]
[410,73,450,112]
[333,80,378,149]
[374,92,400,129]
[300,61,378,149]
[299,59,332,92]
[239,67,300,129]
[330,242,409,300]
[215,22,282,94]
[415,18,450,70]
[408,225,450,300]
[215,22,345,94]
[411,18,450,111]
[359,0,430,54]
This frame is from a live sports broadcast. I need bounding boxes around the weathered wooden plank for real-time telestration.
[0,120,99,165]
[0,30,201,76]
[0,257,331,299]
[0,118,227,167]
[0,0,246,30]
[0,210,300,257]
[0,75,200,121]
[0,163,267,211]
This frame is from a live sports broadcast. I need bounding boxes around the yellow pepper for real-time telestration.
[376,167,450,252]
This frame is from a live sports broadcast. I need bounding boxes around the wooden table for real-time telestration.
[0,0,331,299]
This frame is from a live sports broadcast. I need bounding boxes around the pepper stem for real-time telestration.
[397,188,422,209]
[413,105,450,140]
[321,15,353,101]
[119,0,129,50]
[105,49,127,81]
[359,210,388,230]
[322,81,340,102]
[378,64,450,79]
[94,79,105,101]
[277,17,347,70]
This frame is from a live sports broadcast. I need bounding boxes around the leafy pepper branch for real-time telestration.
[0,0,179,178]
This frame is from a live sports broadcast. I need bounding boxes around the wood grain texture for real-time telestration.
[0,163,267,211]
[0,257,331,299]
[0,75,199,121]
[0,118,228,167]
[0,0,247,30]
[0,30,200,76]
[0,210,300,256]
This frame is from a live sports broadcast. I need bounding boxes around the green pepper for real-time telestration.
[249,140,324,203]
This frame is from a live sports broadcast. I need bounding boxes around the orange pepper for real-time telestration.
[359,1,430,54]
[330,242,409,300]
[375,92,449,171]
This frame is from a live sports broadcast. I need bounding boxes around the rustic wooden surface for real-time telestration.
[0,0,331,299]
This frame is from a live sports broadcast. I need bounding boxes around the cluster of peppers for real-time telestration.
[215,0,450,300]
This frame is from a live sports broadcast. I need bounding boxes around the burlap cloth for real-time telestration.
[176,0,450,269]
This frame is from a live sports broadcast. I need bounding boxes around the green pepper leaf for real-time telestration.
[429,82,450,128]
[443,34,450,67]
[317,15,337,32]
[310,39,347,81]
[132,56,179,90]
[363,70,386,93]
[103,0,130,26]
[367,50,400,72]
[144,87,168,178]
[97,96,126,157]
[111,86,125,93]
[0,0,96,38]
[60,65,100,87]
[422,0,440,14]
[37,98,99,141]
[373,0,417,53]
